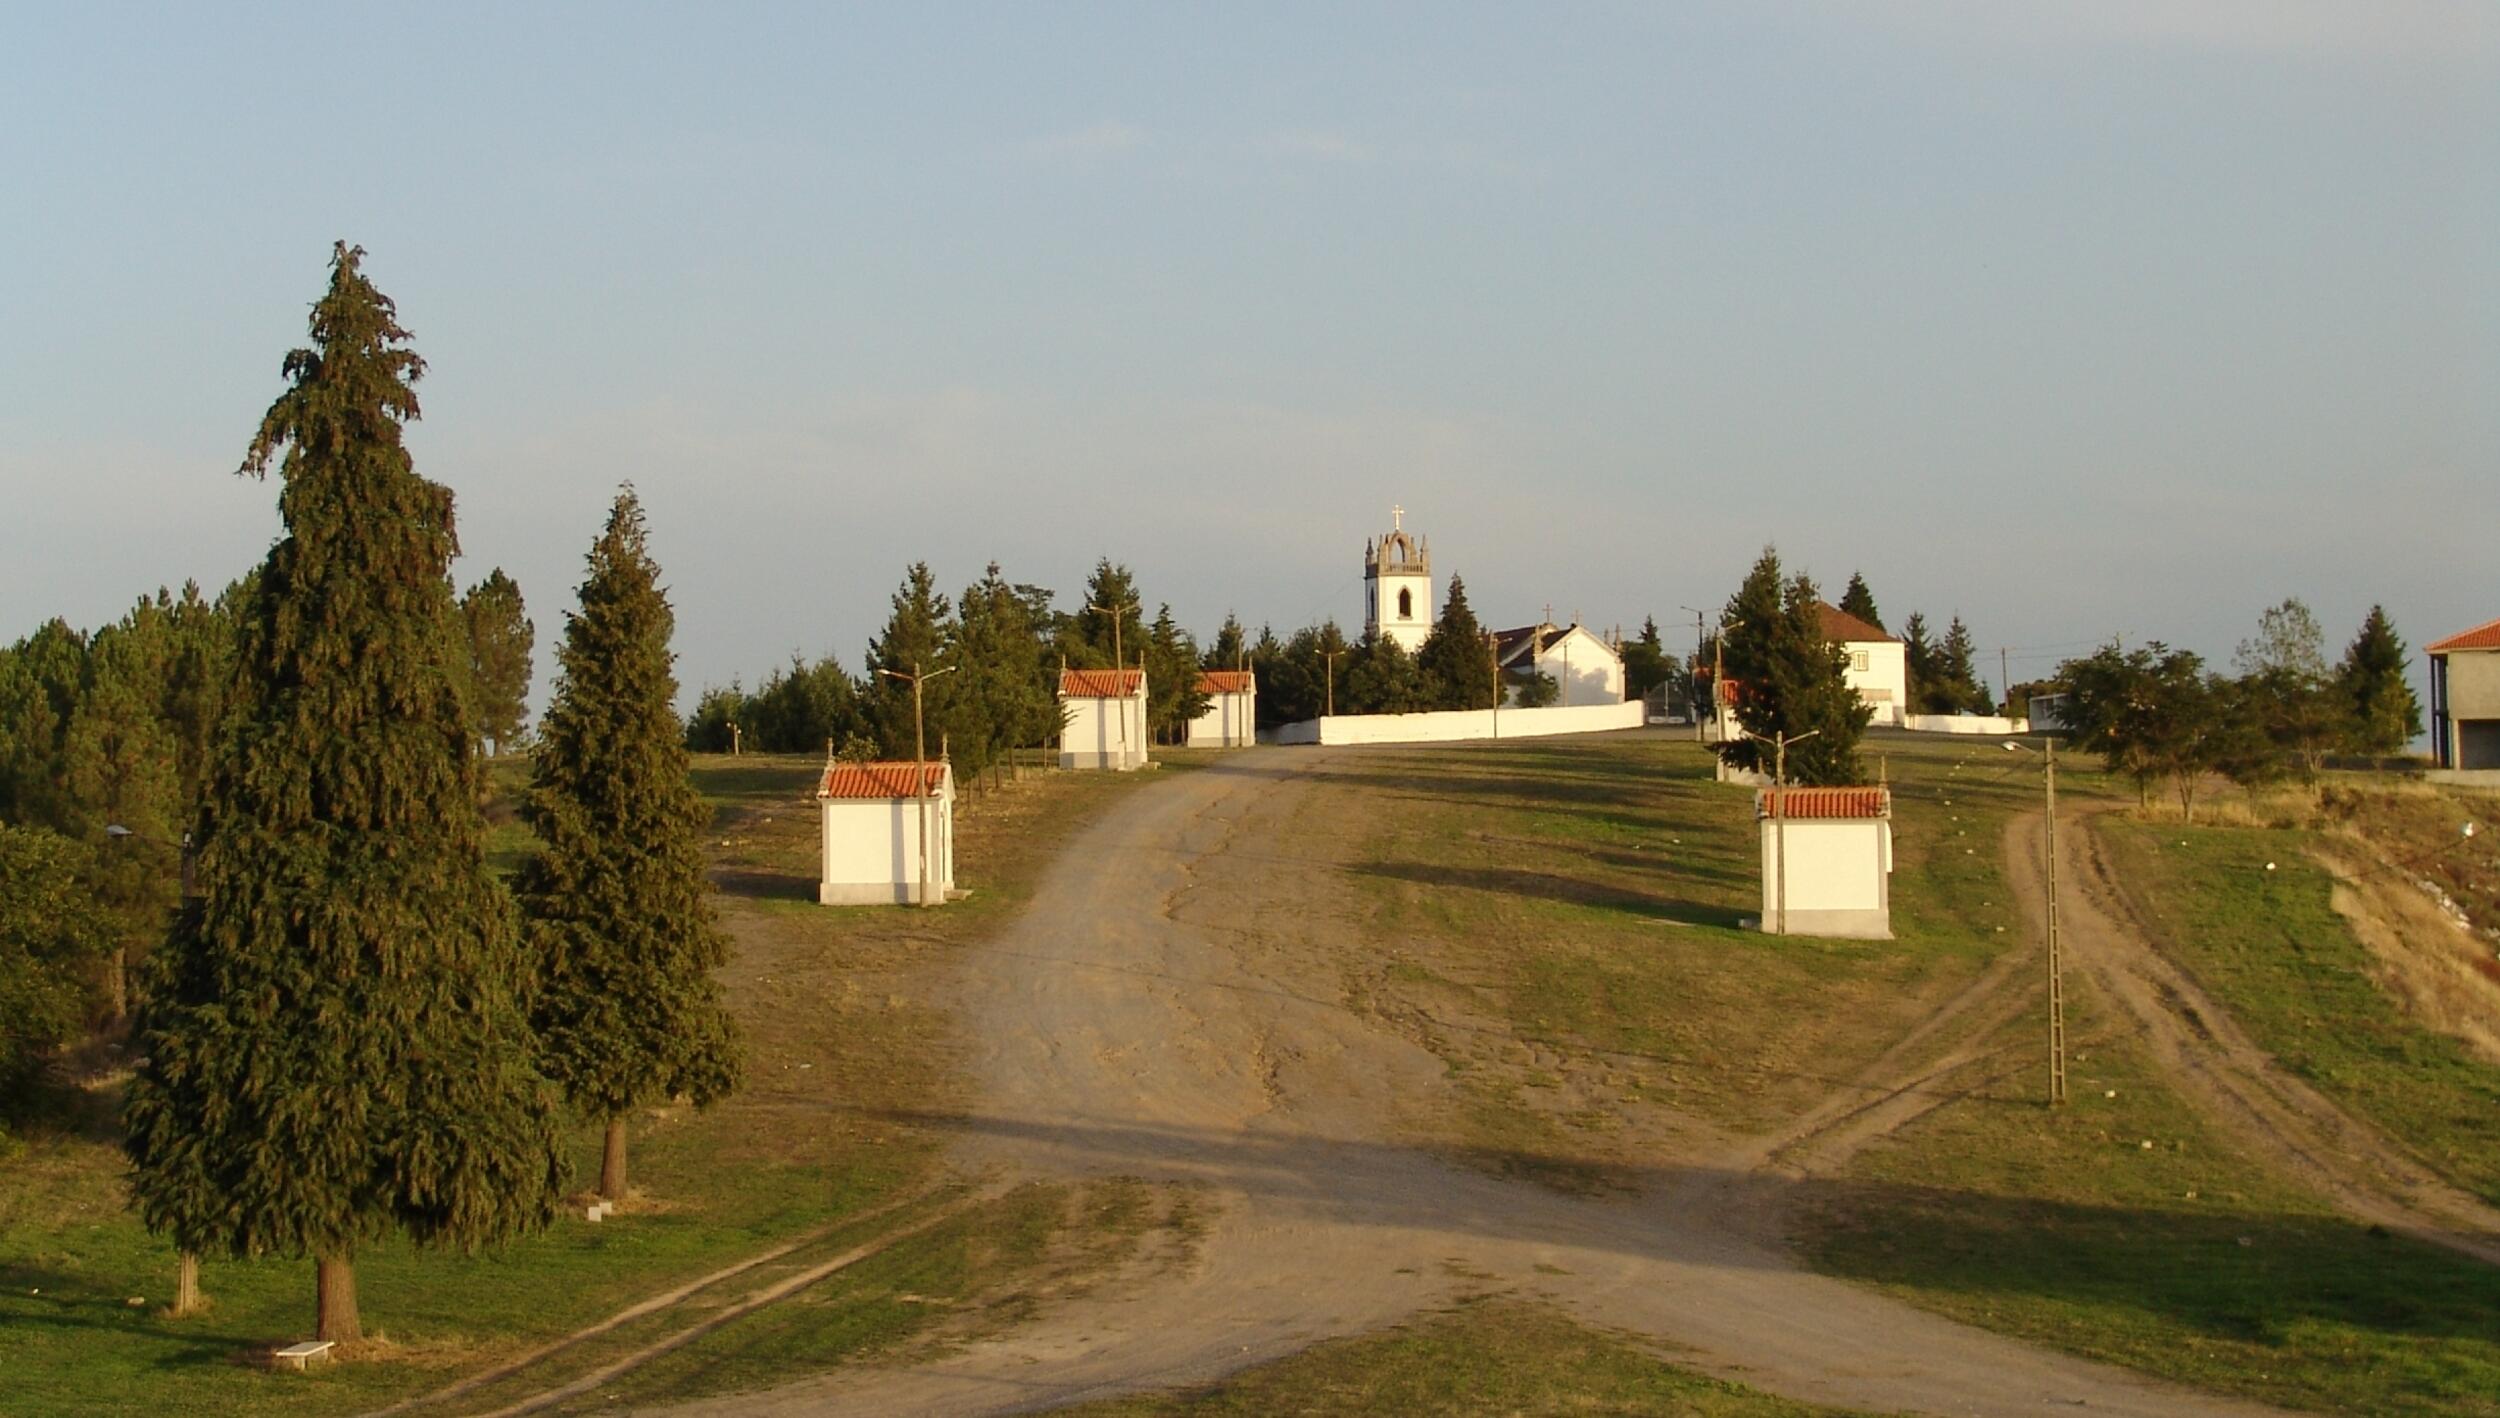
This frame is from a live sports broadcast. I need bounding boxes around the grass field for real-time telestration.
[0,753,1160,1417]
[1057,1298,1877,1417]
[2098,816,2500,1205]
[1332,727,2071,1173]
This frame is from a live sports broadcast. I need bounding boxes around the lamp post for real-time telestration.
[878,662,956,908]
[2004,738,2067,1106]
[1738,730,1817,935]
[1085,598,1137,754]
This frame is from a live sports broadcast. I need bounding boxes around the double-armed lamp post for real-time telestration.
[876,661,955,909]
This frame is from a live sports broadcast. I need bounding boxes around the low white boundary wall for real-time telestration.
[1274,700,1644,747]
[1900,713,2030,736]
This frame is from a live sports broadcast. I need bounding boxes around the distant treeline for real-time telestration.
[688,570,1687,766]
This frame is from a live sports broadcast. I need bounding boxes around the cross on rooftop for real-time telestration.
[1391,504,1404,532]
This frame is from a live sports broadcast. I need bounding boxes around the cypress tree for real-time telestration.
[949,563,1051,779]
[1937,616,1989,713]
[1144,603,1208,742]
[2337,605,2423,754]
[1716,547,1789,774]
[517,488,740,1203]
[1900,612,1935,711]
[866,564,957,759]
[1416,574,1493,709]
[1204,613,1248,671]
[1838,572,1884,633]
[1069,560,1144,669]
[124,244,564,1344]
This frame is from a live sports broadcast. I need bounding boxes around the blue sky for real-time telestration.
[5,2,2495,706]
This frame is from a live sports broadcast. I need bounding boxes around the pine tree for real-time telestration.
[1347,634,1429,714]
[1838,572,1884,633]
[1204,613,1249,671]
[1715,548,1789,774]
[1144,604,1208,743]
[123,245,564,1344]
[949,563,1052,779]
[1621,616,1670,701]
[1069,560,1144,670]
[516,488,740,1204]
[460,568,535,755]
[1248,625,1291,729]
[1416,574,1493,710]
[865,564,957,759]
[0,824,107,1113]
[62,612,184,1020]
[2336,605,2423,754]
[1936,616,1988,714]
[1900,612,1935,713]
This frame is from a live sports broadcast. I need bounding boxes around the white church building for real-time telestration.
[1362,505,1624,703]
[1495,620,1628,708]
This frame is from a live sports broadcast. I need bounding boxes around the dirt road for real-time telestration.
[673,749,2289,1417]
[2014,810,2500,1265]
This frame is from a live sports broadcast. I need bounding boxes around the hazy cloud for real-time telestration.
[1020,121,1149,159]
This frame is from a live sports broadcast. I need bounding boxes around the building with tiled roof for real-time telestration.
[1059,666,1149,771]
[1815,601,1908,727]
[1492,620,1625,708]
[1755,782,1892,939]
[815,760,953,906]
[1188,670,1257,748]
[2429,616,2500,772]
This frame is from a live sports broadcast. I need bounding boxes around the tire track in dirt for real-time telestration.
[662,751,2291,1418]
[2018,809,2500,1266]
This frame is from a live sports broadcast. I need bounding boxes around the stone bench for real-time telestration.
[272,1339,335,1371]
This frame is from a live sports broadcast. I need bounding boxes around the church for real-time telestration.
[1361,506,1625,706]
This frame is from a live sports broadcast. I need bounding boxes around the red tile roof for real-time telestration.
[1060,667,1145,698]
[1197,670,1255,693]
[1757,786,1891,819]
[818,761,949,799]
[2428,617,2500,654]
[1815,603,1898,645]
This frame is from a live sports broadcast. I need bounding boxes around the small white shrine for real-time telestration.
[817,760,954,906]
[1187,670,1257,747]
[1757,785,1892,939]
[1059,667,1149,770]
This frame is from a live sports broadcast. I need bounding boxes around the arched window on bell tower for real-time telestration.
[1398,587,1413,620]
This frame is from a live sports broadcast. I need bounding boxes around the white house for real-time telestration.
[1187,669,1256,748]
[817,760,954,906]
[1817,603,1908,727]
[1757,785,1892,939]
[1059,667,1149,770]
[1363,507,1432,653]
[1494,621,1625,708]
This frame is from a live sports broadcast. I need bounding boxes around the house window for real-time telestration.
[1398,588,1413,620]
[1849,650,1869,673]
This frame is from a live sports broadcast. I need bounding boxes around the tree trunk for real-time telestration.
[316,1254,361,1343]
[171,1250,203,1317]
[600,1115,627,1201]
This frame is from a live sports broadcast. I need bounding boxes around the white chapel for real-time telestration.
[1362,505,1433,653]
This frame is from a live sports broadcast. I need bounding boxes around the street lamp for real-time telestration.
[2003,739,2067,1106]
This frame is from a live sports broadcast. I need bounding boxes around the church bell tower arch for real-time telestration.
[1363,505,1433,654]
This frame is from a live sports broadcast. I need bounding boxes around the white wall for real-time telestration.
[1274,699,1644,746]
[1758,816,1890,938]
[1843,640,1908,727]
[1900,713,2032,736]
[1186,689,1256,748]
[1532,626,1624,707]
[820,785,954,906]
[1061,691,1149,769]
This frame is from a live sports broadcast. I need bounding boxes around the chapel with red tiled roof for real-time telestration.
[1189,669,1258,748]
[814,759,954,905]
[1058,665,1150,771]
[2428,616,2500,772]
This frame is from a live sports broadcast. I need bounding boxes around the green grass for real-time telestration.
[1056,1297,1878,1416]
[2098,818,2500,1204]
[1794,981,2500,1417]
[0,754,1162,1417]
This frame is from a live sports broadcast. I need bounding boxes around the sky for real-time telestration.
[5,2,2495,711]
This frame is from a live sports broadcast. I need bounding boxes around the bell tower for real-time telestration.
[1362,505,1433,653]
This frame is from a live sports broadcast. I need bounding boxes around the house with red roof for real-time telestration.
[1816,602,1908,727]
[1187,669,1257,748]
[1059,666,1149,770]
[1756,784,1892,938]
[2429,616,2500,772]
[815,760,953,906]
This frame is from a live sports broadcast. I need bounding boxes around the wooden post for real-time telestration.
[2045,738,2067,1105]
[1321,648,1347,718]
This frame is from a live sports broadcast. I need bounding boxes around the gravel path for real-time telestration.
[671,749,2292,1417]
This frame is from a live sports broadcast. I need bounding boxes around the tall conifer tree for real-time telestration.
[460,568,535,755]
[1416,574,1493,709]
[517,489,740,1202]
[866,564,958,759]
[2336,605,2423,753]
[124,245,564,1344]
[1837,572,1884,632]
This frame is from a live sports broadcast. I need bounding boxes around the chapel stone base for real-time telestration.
[1752,908,1892,940]
[819,881,944,906]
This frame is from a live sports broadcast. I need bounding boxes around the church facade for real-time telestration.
[1363,505,1625,704]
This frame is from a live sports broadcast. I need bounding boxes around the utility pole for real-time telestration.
[1678,606,1708,742]
[1484,630,1501,739]
[878,660,956,908]
[2000,646,2012,717]
[1741,729,1818,936]
[2006,736,2067,1105]
[1087,598,1137,755]
[1320,647,1349,717]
